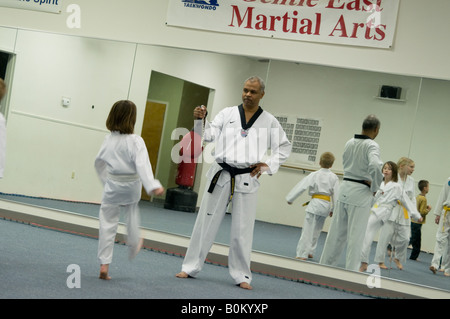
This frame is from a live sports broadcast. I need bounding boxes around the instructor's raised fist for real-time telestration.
[194,105,207,119]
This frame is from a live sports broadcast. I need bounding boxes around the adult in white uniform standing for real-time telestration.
[320,115,383,271]
[175,76,292,289]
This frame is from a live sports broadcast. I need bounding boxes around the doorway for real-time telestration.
[140,100,166,201]
[141,71,213,202]
[0,51,12,118]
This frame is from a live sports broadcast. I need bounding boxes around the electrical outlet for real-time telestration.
[62,97,71,107]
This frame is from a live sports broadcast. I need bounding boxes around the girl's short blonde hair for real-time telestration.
[106,100,137,134]
[397,156,414,168]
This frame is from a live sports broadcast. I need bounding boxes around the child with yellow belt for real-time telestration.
[286,152,339,260]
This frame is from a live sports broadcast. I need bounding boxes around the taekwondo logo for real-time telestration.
[182,0,219,11]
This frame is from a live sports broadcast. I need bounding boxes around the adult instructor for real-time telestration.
[175,76,292,289]
[320,115,383,271]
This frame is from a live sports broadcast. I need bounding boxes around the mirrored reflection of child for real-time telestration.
[286,152,339,261]
[360,161,422,272]
[429,177,450,277]
[374,157,420,270]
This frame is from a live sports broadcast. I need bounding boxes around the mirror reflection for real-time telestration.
[0,27,449,293]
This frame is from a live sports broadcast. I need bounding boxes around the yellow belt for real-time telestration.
[443,205,450,231]
[303,194,331,206]
[397,200,409,219]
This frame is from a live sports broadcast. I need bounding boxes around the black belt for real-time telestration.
[343,177,370,188]
[208,162,254,203]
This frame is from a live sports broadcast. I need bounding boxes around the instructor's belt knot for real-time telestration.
[208,162,254,203]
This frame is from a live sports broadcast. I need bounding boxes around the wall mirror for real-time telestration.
[0,26,449,294]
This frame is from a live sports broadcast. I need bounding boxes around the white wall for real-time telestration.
[1,1,450,254]
[1,1,450,80]
[0,28,269,205]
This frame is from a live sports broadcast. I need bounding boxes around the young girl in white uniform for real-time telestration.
[286,152,339,260]
[374,157,417,270]
[95,100,164,280]
[360,161,421,272]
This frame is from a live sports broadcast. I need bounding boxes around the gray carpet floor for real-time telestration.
[0,192,448,298]
[0,218,370,301]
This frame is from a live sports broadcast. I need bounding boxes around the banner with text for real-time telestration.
[167,0,399,49]
[0,0,62,14]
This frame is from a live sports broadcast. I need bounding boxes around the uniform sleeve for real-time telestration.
[400,190,421,221]
[286,173,313,203]
[367,142,383,193]
[434,178,450,217]
[202,108,226,143]
[265,119,292,175]
[94,138,108,185]
[331,176,340,210]
[134,136,162,195]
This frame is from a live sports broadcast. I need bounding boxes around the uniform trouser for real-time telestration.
[297,213,326,259]
[319,201,371,271]
[431,227,450,273]
[181,183,258,285]
[374,220,410,264]
[361,213,383,264]
[97,202,141,264]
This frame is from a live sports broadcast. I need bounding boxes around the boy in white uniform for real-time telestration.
[95,100,164,280]
[286,152,339,260]
[429,177,450,277]
[176,76,291,289]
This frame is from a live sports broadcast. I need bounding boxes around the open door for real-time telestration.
[140,100,166,200]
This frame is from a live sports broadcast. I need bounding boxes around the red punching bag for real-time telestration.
[175,130,203,188]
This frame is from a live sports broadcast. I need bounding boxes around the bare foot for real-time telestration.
[359,262,368,272]
[394,258,403,270]
[239,282,253,290]
[379,262,388,269]
[175,271,190,278]
[295,257,307,261]
[99,264,111,280]
[129,238,144,260]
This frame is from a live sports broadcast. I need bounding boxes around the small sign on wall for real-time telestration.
[276,114,323,165]
[167,0,400,49]
[0,0,62,14]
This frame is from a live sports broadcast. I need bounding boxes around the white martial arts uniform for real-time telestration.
[362,181,420,264]
[0,113,6,178]
[286,168,339,259]
[94,131,162,264]
[430,177,450,274]
[180,105,291,285]
[374,175,417,265]
[319,134,383,271]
